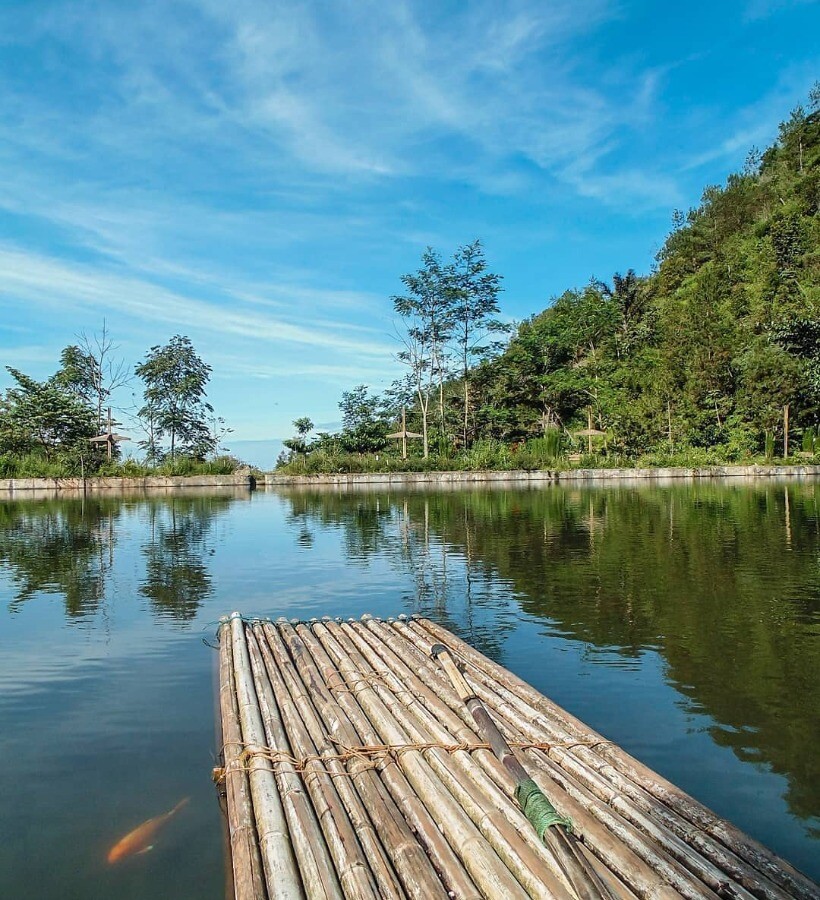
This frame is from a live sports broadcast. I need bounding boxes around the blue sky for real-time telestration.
[1,0,818,451]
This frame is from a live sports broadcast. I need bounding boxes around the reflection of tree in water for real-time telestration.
[281,489,514,661]
[441,484,820,825]
[0,497,120,618]
[286,493,392,560]
[140,495,232,621]
[280,483,820,827]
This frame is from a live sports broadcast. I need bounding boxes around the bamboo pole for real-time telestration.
[252,623,384,900]
[229,613,304,900]
[529,744,759,900]
[408,617,818,900]
[354,619,644,900]
[342,620,577,900]
[311,620,532,900]
[404,619,794,900]
[395,620,737,899]
[218,619,268,900]
[244,627,344,900]
[380,619,734,900]
[214,628,237,900]
[293,620,480,900]
[523,748,725,900]
[431,640,620,900]
[398,619,780,900]
[370,618,701,900]
[281,622,451,900]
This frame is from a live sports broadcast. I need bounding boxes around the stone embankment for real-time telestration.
[264,464,820,487]
[0,474,256,494]
[3,466,818,494]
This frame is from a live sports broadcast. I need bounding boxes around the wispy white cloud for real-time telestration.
[217,356,390,383]
[1,0,817,436]
[0,245,393,359]
[1,0,634,188]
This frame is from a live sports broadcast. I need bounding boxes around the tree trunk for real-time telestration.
[418,390,429,459]
[463,377,469,450]
[438,380,445,435]
[784,404,790,458]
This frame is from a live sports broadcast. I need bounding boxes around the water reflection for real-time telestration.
[0,497,120,617]
[1,482,818,891]
[285,490,516,659]
[0,492,236,623]
[278,483,820,826]
[140,496,232,620]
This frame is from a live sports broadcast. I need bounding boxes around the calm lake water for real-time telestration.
[1,482,818,898]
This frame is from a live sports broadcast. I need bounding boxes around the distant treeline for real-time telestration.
[0,329,234,478]
[281,85,820,473]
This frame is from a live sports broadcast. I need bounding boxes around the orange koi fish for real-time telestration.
[107,797,189,863]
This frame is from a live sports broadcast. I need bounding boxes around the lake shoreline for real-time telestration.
[264,464,820,486]
[3,464,820,493]
[0,473,256,493]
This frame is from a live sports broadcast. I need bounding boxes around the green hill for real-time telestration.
[472,90,820,460]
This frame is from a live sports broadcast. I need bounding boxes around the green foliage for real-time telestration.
[460,90,820,464]
[1,328,232,477]
[135,335,216,461]
[338,385,390,453]
[0,367,97,463]
[283,417,315,461]
[0,453,245,479]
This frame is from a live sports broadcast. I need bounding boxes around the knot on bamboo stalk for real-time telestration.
[323,669,388,695]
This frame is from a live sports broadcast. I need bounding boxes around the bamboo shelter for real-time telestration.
[213,613,818,900]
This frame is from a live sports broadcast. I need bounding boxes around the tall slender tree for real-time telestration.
[447,240,506,447]
[54,321,131,431]
[392,248,453,456]
[135,336,216,461]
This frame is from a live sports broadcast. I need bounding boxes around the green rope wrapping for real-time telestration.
[515,778,573,839]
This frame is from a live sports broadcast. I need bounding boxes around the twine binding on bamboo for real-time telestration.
[515,777,574,836]
[214,737,615,781]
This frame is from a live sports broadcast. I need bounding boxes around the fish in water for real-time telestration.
[107,798,189,863]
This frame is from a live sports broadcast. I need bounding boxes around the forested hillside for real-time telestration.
[279,89,820,472]
[470,92,820,458]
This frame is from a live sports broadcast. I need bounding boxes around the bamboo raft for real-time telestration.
[214,613,819,900]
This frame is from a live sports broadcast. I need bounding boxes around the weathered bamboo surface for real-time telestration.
[215,613,818,900]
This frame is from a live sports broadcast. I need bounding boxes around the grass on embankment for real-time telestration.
[275,440,820,475]
[0,453,247,479]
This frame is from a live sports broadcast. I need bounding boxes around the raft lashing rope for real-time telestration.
[216,613,820,900]
[214,738,609,779]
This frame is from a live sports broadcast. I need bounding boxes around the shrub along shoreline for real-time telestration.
[275,441,820,476]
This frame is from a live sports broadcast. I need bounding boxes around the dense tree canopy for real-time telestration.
[466,92,820,457]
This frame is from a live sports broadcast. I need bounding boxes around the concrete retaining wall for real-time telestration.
[4,466,818,494]
[264,465,820,487]
[0,474,256,494]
